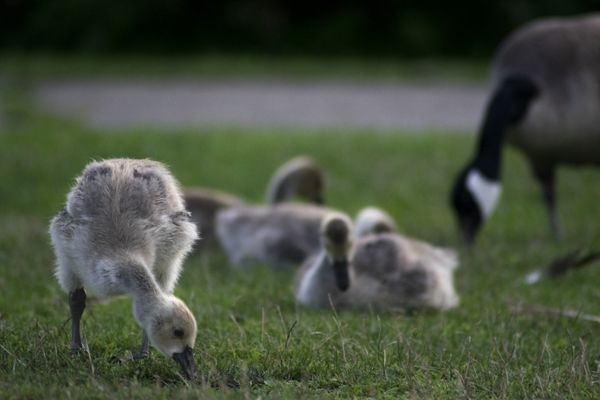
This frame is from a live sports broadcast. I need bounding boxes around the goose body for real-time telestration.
[496,15,600,163]
[184,156,324,249]
[50,159,198,378]
[451,14,600,242]
[296,210,459,311]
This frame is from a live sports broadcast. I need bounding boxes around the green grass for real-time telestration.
[0,53,489,82]
[1,110,600,399]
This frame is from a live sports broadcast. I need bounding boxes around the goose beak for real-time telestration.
[458,216,479,245]
[459,224,475,245]
[172,346,195,379]
[333,260,350,291]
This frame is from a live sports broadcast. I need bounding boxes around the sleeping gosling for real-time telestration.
[185,155,324,249]
[217,203,333,268]
[353,206,398,238]
[296,210,459,311]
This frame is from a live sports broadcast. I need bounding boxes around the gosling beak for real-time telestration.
[172,345,195,379]
[332,259,350,291]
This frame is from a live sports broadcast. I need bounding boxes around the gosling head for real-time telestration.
[145,296,197,379]
[266,156,325,205]
[321,213,353,291]
[450,167,501,244]
[353,207,397,238]
[293,164,324,205]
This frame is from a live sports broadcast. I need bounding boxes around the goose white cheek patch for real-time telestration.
[466,170,502,219]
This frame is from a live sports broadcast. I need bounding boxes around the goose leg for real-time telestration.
[541,179,560,240]
[534,167,560,240]
[133,331,149,359]
[69,288,86,352]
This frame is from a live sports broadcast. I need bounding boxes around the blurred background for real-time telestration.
[1,1,598,131]
[1,0,598,57]
[1,1,599,132]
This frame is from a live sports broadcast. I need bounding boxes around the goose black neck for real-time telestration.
[470,75,539,181]
[472,116,505,181]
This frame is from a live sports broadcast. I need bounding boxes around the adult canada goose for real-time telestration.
[184,156,324,248]
[49,159,198,379]
[450,14,600,243]
[296,210,459,311]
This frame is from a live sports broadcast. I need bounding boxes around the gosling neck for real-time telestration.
[297,253,343,307]
[265,176,291,205]
[118,261,166,325]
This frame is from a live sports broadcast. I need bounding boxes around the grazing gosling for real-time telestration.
[49,159,198,379]
[184,155,324,248]
[296,209,459,311]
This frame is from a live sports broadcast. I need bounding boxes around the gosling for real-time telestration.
[49,159,198,379]
[353,206,398,238]
[296,210,459,311]
[185,155,324,249]
[217,203,332,268]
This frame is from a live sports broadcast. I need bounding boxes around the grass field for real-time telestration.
[1,105,600,398]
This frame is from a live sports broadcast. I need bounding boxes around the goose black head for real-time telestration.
[450,167,501,244]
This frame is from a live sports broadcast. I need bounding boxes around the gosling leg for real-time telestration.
[133,331,149,359]
[69,288,86,352]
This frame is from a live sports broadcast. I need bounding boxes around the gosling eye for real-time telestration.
[174,328,184,338]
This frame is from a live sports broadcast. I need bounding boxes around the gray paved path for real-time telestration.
[34,79,489,132]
